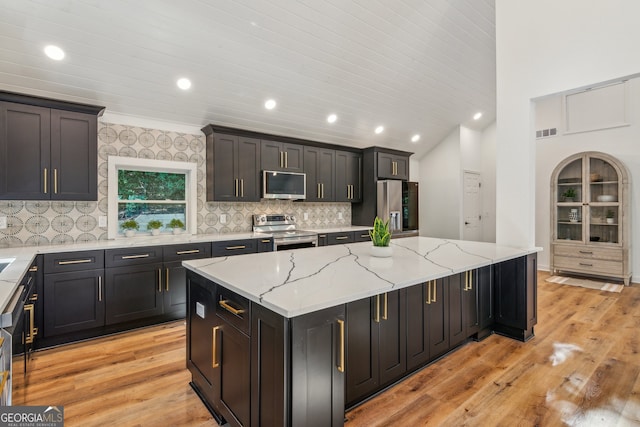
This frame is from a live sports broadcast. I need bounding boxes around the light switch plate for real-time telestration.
[338,212,343,220]
[0,217,6,229]
[99,216,107,227]
[303,212,308,220]
[220,214,227,224]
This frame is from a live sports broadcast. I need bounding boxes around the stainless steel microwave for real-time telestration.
[262,170,306,200]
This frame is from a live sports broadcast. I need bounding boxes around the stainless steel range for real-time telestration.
[253,214,318,250]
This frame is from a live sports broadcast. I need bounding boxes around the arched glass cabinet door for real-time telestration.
[587,156,621,244]
[554,156,583,242]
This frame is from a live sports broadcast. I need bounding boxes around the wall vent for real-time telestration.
[536,128,557,139]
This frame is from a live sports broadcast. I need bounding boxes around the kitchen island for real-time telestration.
[183,236,539,427]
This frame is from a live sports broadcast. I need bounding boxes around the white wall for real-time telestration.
[419,127,461,238]
[535,78,640,275]
[496,0,640,251]
[480,122,497,242]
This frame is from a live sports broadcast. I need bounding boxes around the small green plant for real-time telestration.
[147,219,163,230]
[562,188,577,200]
[369,217,391,247]
[120,219,139,231]
[168,218,185,229]
[606,210,615,219]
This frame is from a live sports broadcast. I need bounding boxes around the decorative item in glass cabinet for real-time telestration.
[562,187,577,202]
[606,210,615,224]
[569,209,579,223]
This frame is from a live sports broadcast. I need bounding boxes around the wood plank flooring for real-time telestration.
[14,271,640,426]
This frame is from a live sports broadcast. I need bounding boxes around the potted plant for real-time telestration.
[562,187,577,202]
[606,210,615,224]
[147,219,163,236]
[369,216,392,257]
[121,219,139,237]
[168,218,185,235]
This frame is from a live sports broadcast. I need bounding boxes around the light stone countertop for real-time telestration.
[183,236,540,318]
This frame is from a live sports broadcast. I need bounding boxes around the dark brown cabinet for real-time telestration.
[204,131,261,202]
[346,290,406,408]
[327,231,354,245]
[162,243,212,318]
[212,239,259,257]
[493,254,538,341]
[42,251,105,337]
[335,150,362,202]
[261,140,304,172]
[0,93,103,201]
[426,279,449,359]
[317,233,328,247]
[105,262,164,324]
[448,273,466,349]
[353,230,372,242]
[304,146,335,201]
[257,238,273,252]
[377,152,409,180]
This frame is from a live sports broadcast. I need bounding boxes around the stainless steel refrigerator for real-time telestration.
[376,180,419,232]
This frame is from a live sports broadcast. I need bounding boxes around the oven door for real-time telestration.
[274,235,318,251]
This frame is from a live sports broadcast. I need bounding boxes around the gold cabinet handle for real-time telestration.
[280,151,284,168]
[176,249,200,255]
[382,292,388,320]
[58,259,92,265]
[469,270,473,290]
[235,178,239,197]
[122,254,150,260]
[54,168,58,194]
[321,183,324,199]
[464,271,469,291]
[28,265,38,272]
[225,245,246,250]
[335,236,349,240]
[317,183,321,198]
[426,281,431,304]
[240,179,244,198]
[29,293,38,302]
[219,299,245,315]
[157,269,162,292]
[432,280,437,303]
[285,151,288,168]
[43,167,48,194]
[375,294,380,323]
[165,268,170,292]
[24,303,35,344]
[212,326,220,368]
[261,239,271,243]
[337,319,345,373]
[319,234,327,238]
[98,275,102,302]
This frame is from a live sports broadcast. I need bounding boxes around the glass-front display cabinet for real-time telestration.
[550,151,631,285]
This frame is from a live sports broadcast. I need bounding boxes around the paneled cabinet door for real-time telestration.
[406,283,430,372]
[335,150,362,202]
[50,110,97,200]
[261,140,304,172]
[290,305,345,427]
[462,269,480,338]
[377,152,409,180]
[346,290,406,408]
[43,269,105,337]
[428,278,449,359]
[105,263,164,325]
[304,146,335,202]
[163,261,187,318]
[211,134,261,202]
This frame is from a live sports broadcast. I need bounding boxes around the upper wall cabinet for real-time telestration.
[377,152,409,180]
[304,146,335,202]
[261,140,304,172]
[0,92,104,200]
[203,127,261,202]
[550,151,631,285]
[335,150,361,203]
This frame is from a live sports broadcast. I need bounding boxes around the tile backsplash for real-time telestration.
[0,122,351,248]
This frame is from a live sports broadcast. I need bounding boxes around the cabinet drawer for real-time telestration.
[327,232,354,245]
[44,250,104,273]
[216,286,250,335]
[163,243,212,262]
[353,230,372,242]
[105,246,163,267]
[553,245,622,261]
[554,255,623,276]
[211,239,258,257]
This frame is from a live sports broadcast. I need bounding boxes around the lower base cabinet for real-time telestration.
[105,263,164,325]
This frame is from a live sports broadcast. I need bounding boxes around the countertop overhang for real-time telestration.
[183,237,540,318]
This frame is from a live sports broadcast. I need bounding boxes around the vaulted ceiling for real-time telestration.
[0,0,496,157]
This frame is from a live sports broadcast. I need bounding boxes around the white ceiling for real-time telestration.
[0,0,496,157]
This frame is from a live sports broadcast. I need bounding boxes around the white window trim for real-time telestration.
[107,156,198,239]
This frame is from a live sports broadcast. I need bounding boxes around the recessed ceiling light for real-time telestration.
[473,112,483,120]
[327,114,337,124]
[176,78,192,90]
[265,99,277,110]
[374,126,384,134]
[44,45,65,61]
[411,134,421,143]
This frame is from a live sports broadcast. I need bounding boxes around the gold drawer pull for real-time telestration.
[319,234,327,238]
[261,239,271,243]
[337,319,345,373]
[212,326,220,368]
[0,371,8,394]
[374,295,380,323]
[579,251,593,254]
[382,293,388,320]
[28,266,38,272]
[122,254,150,260]
[58,259,92,265]
[225,245,246,250]
[335,236,349,240]
[579,262,593,267]
[219,299,245,315]
[360,234,369,238]
[176,249,200,255]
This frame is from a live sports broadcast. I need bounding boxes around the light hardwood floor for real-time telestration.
[15,271,640,426]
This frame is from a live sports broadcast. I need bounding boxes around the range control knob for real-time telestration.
[288,215,296,223]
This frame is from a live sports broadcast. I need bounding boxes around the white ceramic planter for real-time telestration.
[172,228,183,235]
[151,229,161,236]
[125,230,136,237]
[370,245,392,258]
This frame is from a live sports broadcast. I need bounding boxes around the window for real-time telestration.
[108,157,197,238]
